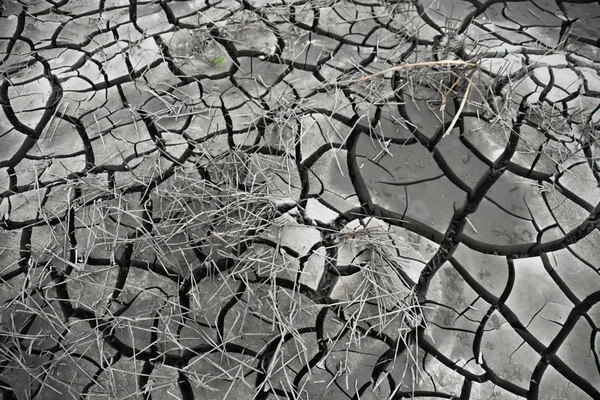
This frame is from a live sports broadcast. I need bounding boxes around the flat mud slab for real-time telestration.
[1,1,599,399]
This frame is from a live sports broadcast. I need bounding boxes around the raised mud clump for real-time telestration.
[165,29,233,76]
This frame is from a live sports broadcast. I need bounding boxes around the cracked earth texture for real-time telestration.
[1,0,600,399]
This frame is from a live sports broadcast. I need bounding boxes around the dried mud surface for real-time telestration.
[1,0,599,399]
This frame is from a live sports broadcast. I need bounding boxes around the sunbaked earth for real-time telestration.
[1,0,599,399]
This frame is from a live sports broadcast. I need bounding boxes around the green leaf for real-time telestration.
[212,56,225,66]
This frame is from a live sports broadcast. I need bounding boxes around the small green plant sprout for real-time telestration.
[184,29,228,68]
[206,55,226,67]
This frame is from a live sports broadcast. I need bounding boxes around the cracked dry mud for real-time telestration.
[1,0,600,399]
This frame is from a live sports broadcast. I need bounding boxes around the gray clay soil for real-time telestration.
[0,0,599,399]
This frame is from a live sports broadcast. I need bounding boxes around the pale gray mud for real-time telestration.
[0,0,599,399]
